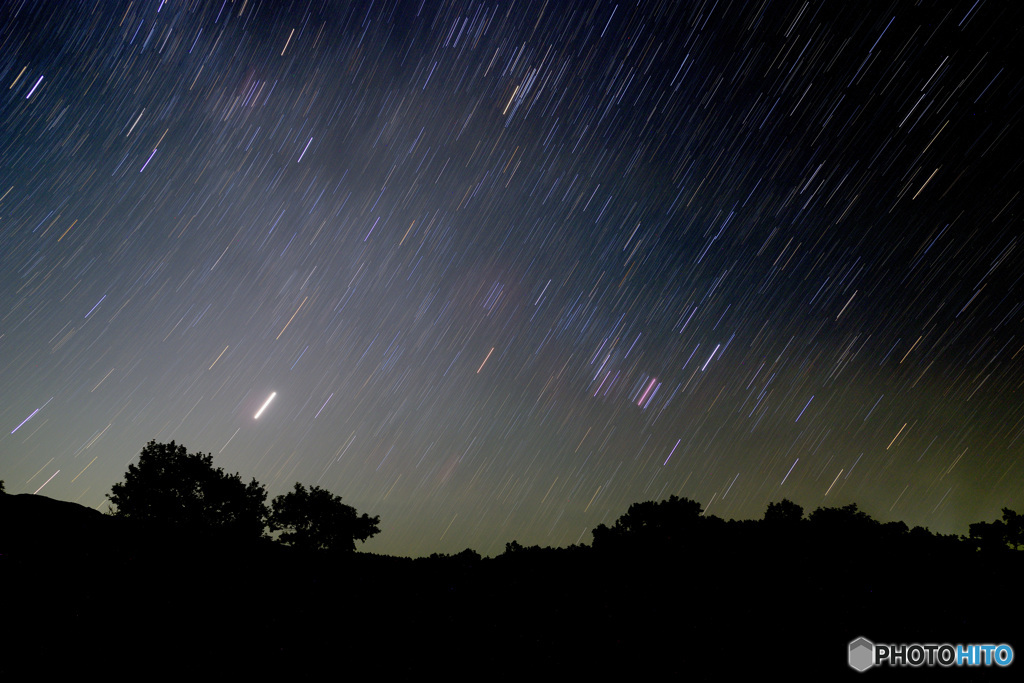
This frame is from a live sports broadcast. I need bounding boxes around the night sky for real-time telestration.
[2,0,1021,557]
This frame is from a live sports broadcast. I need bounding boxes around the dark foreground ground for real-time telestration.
[1,492,1020,680]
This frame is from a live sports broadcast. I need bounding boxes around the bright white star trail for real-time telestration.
[254,393,277,420]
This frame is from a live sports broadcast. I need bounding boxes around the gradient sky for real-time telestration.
[2,0,1021,557]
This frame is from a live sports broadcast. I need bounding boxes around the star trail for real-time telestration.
[1,0,1021,557]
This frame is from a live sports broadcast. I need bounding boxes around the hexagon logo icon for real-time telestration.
[849,637,875,672]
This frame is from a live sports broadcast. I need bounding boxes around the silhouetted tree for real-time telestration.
[1000,508,1024,550]
[502,540,549,555]
[106,440,268,540]
[808,502,877,530]
[879,520,909,540]
[763,499,803,525]
[269,482,380,552]
[968,519,1008,552]
[428,548,482,567]
[592,495,705,550]
[967,509,1023,552]
[504,539,526,554]
[0,479,5,494]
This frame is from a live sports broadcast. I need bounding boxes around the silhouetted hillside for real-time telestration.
[0,492,123,557]
[1,491,1020,679]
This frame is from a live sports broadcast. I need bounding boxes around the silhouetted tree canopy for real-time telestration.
[763,499,803,525]
[503,539,537,554]
[106,440,268,540]
[592,495,705,550]
[968,508,1024,551]
[427,548,483,565]
[808,502,877,530]
[0,479,5,494]
[1001,508,1024,550]
[269,482,380,552]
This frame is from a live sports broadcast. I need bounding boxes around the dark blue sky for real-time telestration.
[2,0,1021,556]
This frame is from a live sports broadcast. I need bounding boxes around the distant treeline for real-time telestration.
[3,457,1023,557]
